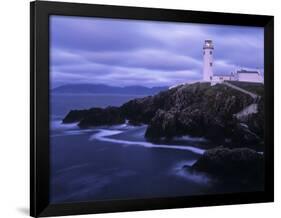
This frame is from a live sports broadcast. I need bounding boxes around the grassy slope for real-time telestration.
[226,81,264,96]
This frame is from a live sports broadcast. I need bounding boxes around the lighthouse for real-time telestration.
[200,40,263,84]
[203,40,214,81]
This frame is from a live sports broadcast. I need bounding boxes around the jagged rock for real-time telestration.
[62,82,264,146]
[120,96,155,124]
[63,107,125,127]
[230,122,261,145]
[79,107,125,128]
[190,147,264,184]
[145,109,178,139]
[120,87,178,124]
[144,82,260,144]
[63,109,90,123]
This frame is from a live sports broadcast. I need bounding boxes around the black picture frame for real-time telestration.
[30,1,274,217]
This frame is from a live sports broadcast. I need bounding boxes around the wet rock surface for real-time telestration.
[188,147,264,186]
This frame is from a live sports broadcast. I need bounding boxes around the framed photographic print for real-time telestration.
[30,1,274,217]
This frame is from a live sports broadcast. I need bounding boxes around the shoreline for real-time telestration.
[52,119,264,153]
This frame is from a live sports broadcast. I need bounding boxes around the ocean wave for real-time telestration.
[89,129,205,155]
[173,135,207,142]
[51,120,96,137]
[172,161,211,184]
[51,129,95,137]
[51,120,79,131]
[108,123,138,130]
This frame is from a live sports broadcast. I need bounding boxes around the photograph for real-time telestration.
[49,15,265,204]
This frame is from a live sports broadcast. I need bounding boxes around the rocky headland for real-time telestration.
[62,81,264,185]
[63,82,264,148]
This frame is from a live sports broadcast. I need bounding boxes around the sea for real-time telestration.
[50,93,245,203]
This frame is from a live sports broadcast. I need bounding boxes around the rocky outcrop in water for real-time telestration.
[63,82,264,147]
[188,147,264,185]
[63,107,125,128]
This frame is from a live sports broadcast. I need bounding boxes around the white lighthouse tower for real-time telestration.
[203,40,214,81]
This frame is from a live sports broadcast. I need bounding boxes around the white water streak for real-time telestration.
[89,129,205,155]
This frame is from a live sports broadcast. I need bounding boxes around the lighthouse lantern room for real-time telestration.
[203,40,214,81]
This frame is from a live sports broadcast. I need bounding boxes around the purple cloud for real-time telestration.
[50,15,264,88]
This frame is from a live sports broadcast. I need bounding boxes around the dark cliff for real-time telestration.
[63,82,264,147]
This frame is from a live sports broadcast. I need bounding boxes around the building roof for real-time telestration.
[237,70,259,74]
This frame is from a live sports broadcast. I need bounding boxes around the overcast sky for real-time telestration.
[50,15,264,88]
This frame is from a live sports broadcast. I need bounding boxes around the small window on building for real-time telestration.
[210,62,213,66]
[203,51,205,55]
[210,51,212,55]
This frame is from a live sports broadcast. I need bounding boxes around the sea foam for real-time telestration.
[89,129,205,155]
